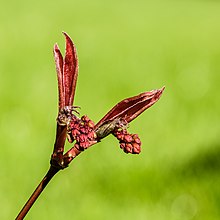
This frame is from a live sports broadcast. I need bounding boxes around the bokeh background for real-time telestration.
[1,0,220,219]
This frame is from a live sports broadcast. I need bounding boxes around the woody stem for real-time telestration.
[15,166,60,220]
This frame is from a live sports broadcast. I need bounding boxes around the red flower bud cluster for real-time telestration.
[113,129,141,154]
[67,115,97,151]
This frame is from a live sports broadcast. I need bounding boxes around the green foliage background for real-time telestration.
[1,0,220,219]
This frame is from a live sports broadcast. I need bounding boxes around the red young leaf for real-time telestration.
[54,44,64,109]
[94,87,165,129]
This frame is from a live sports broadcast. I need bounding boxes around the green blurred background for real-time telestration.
[1,0,220,219]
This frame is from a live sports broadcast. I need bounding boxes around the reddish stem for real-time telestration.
[15,166,60,220]
[52,123,67,158]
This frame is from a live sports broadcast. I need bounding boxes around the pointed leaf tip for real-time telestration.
[125,86,165,122]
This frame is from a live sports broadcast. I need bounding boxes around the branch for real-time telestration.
[15,32,165,219]
[15,166,60,220]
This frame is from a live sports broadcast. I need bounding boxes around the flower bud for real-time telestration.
[125,143,133,153]
[120,142,126,150]
[88,131,97,140]
[124,134,133,143]
[81,115,90,122]
[132,143,141,154]
[72,129,80,137]
[88,120,95,128]
[66,113,97,151]
[79,142,90,149]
